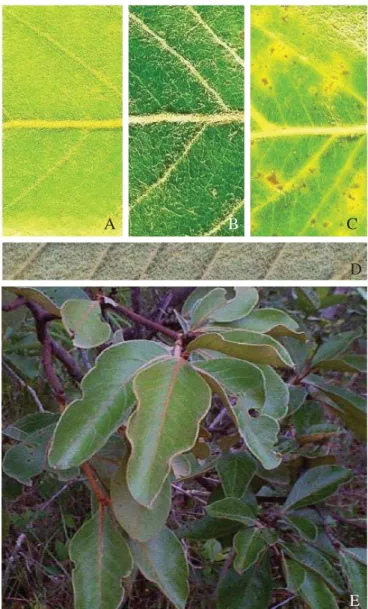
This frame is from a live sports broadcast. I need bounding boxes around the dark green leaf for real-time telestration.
[216,453,256,498]
[206,497,257,525]
[217,555,272,609]
[233,527,266,573]
[284,465,352,511]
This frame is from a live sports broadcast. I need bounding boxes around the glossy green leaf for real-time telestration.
[216,453,256,498]
[129,527,189,609]
[305,374,366,440]
[206,497,257,526]
[282,556,306,592]
[187,330,294,368]
[111,458,171,542]
[229,308,305,341]
[284,513,318,541]
[217,556,272,609]
[127,357,211,507]
[129,6,244,236]
[3,6,122,237]
[61,299,111,348]
[282,541,345,594]
[70,510,133,609]
[312,330,362,365]
[340,549,367,609]
[284,465,352,511]
[232,399,282,469]
[191,287,259,329]
[49,341,167,469]
[251,5,367,237]
[299,570,339,609]
[233,527,266,573]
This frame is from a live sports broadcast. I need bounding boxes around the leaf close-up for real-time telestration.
[3,6,122,236]
[129,6,244,236]
[251,6,367,236]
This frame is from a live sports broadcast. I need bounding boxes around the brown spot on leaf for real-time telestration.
[262,77,269,86]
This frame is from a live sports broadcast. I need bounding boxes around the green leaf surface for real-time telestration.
[233,527,266,573]
[49,341,166,469]
[111,458,171,542]
[284,513,318,541]
[3,412,59,442]
[3,425,56,485]
[127,357,211,507]
[70,510,133,609]
[293,401,325,435]
[251,5,367,237]
[299,570,339,609]
[129,527,189,609]
[217,556,272,609]
[216,453,257,499]
[10,287,61,316]
[228,307,305,341]
[190,287,258,329]
[206,497,257,526]
[177,514,241,541]
[258,364,289,419]
[305,374,366,440]
[4,242,367,281]
[312,329,362,365]
[61,299,111,348]
[187,330,294,368]
[284,465,352,511]
[287,386,308,417]
[282,541,345,594]
[340,549,367,609]
[316,355,367,373]
[232,399,282,470]
[3,6,122,236]
[282,556,306,592]
[129,5,244,236]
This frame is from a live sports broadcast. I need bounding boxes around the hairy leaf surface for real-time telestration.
[127,357,212,507]
[49,341,167,469]
[251,6,367,236]
[129,6,244,236]
[3,6,122,236]
[70,510,133,609]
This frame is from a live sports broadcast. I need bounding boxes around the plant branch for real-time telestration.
[3,361,45,412]
[103,301,180,341]
[82,462,111,506]
[2,296,26,311]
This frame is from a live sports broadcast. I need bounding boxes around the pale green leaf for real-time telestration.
[190,288,228,329]
[342,547,367,566]
[251,5,367,237]
[3,6,122,237]
[284,465,352,511]
[3,412,59,441]
[9,287,61,316]
[216,453,256,498]
[217,556,272,609]
[232,399,282,470]
[312,330,362,365]
[282,556,306,592]
[182,287,214,316]
[70,510,133,609]
[316,355,367,373]
[233,527,266,573]
[299,571,339,609]
[49,341,167,469]
[282,541,345,594]
[305,374,366,440]
[129,527,189,609]
[61,299,111,348]
[209,288,259,323]
[129,5,244,236]
[187,330,294,368]
[3,424,56,485]
[228,307,305,341]
[258,364,289,419]
[206,497,257,526]
[127,357,212,507]
[111,458,171,542]
[340,549,367,609]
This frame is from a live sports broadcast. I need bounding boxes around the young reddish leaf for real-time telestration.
[127,357,212,507]
[70,509,133,609]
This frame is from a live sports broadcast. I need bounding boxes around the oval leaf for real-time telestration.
[299,570,339,609]
[70,510,133,609]
[233,527,266,573]
[127,357,212,507]
[216,453,257,498]
[61,299,111,348]
[284,465,352,511]
[206,497,257,526]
